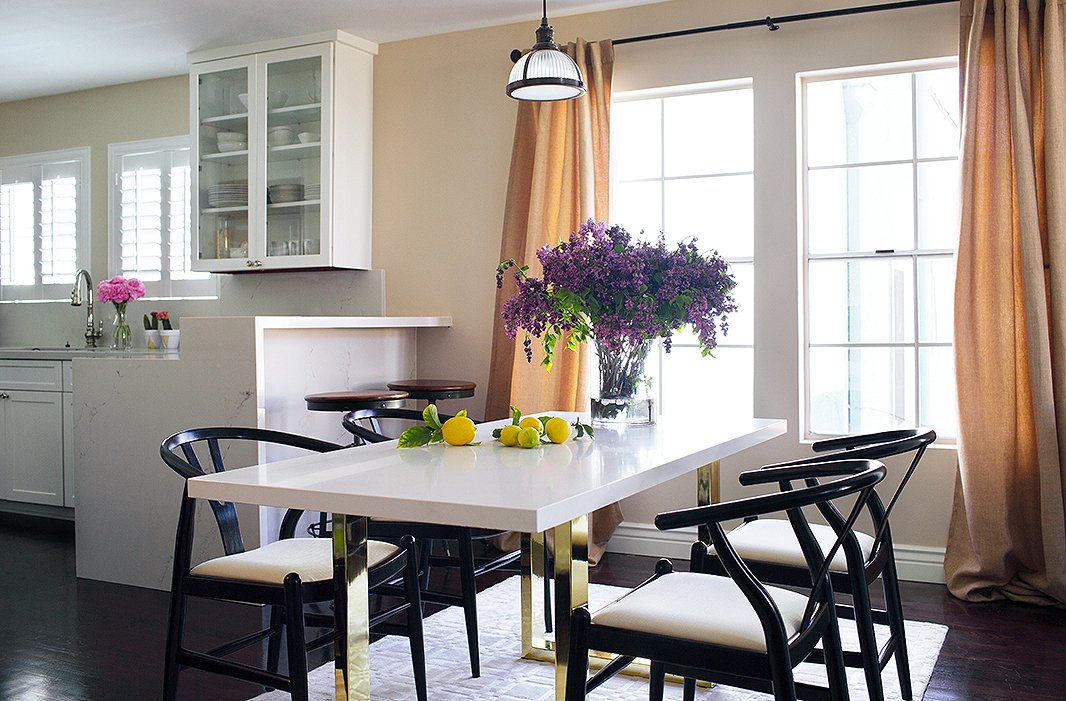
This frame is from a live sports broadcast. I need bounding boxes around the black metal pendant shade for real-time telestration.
[507,2,586,101]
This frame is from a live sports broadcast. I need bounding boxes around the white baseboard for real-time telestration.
[606,521,946,584]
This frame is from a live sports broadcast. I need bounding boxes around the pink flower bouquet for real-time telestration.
[96,276,145,351]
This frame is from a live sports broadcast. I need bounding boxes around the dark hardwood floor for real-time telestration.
[1,514,1064,700]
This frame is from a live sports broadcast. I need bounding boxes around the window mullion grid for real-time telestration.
[33,168,43,297]
[911,72,922,429]
[160,151,173,295]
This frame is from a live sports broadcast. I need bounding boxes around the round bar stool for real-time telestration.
[304,389,409,413]
[385,379,476,407]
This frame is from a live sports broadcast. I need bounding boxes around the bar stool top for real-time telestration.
[304,389,409,412]
[386,379,476,397]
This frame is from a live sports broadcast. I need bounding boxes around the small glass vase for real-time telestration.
[111,302,133,352]
[591,340,656,426]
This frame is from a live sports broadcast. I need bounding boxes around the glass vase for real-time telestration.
[111,302,132,352]
[591,340,655,426]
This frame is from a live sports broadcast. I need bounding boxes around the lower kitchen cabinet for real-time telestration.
[0,359,72,508]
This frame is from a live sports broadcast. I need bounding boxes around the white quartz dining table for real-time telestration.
[188,412,786,700]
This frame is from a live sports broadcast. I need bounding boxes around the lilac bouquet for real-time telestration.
[497,220,736,421]
[96,276,145,351]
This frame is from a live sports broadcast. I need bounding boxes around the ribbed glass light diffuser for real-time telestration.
[507,48,586,101]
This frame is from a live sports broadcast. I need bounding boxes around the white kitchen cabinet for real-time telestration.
[0,360,69,508]
[189,31,375,273]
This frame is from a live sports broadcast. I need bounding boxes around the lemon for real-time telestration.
[545,417,572,444]
[519,416,544,433]
[498,424,521,447]
[442,416,477,446]
[517,426,542,448]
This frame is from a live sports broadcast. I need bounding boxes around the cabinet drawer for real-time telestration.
[0,359,65,392]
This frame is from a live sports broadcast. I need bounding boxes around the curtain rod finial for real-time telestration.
[766,16,780,31]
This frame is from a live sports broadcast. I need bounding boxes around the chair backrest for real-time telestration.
[160,427,344,555]
[657,459,886,643]
[342,407,458,444]
[752,427,936,549]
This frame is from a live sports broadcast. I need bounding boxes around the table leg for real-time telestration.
[521,530,550,658]
[697,460,721,544]
[552,515,589,701]
[333,514,370,701]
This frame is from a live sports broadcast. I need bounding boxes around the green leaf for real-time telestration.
[574,423,584,438]
[423,404,441,429]
[583,423,595,438]
[398,426,433,448]
[456,409,467,418]
[430,428,443,443]
[538,416,552,429]
[511,406,522,425]
[492,428,503,439]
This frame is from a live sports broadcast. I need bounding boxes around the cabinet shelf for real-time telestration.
[201,112,250,128]
[202,150,249,162]
[267,199,321,211]
[267,142,321,160]
[201,205,249,214]
[267,103,322,126]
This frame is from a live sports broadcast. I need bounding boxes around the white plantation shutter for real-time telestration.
[110,138,211,298]
[0,179,35,286]
[0,149,89,300]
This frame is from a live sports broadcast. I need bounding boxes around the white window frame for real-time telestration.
[0,147,91,302]
[799,57,959,443]
[611,79,755,417]
[108,136,216,299]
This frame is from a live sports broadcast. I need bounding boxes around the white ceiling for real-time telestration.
[0,0,669,103]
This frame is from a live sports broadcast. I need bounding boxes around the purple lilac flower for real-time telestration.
[498,220,737,367]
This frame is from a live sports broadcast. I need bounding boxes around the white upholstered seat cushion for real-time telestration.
[591,571,809,653]
[723,519,875,573]
[190,538,400,584]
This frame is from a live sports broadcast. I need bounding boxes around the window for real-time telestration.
[611,81,754,420]
[0,148,90,301]
[801,61,959,440]
[109,137,213,298]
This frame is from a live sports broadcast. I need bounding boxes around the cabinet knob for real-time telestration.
[254,260,264,267]
[0,392,9,399]
[245,260,254,268]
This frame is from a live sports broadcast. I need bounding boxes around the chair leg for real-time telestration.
[266,604,283,675]
[564,607,591,700]
[882,554,913,700]
[457,528,481,677]
[162,588,186,701]
[683,677,697,701]
[283,574,309,701]
[851,578,886,701]
[821,609,851,701]
[649,661,666,701]
[418,538,434,590]
[404,542,428,701]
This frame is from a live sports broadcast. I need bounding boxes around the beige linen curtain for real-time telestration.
[947,0,1066,606]
[486,39,621,565]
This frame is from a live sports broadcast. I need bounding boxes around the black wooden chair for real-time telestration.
[705,428,935,701]
[160,427,427,701]
[342,407,526,678]
[564,458,887,701]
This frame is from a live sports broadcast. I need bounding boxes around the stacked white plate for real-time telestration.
[207,180,248,207]
[268,183,304,203]
[305,184,320,201]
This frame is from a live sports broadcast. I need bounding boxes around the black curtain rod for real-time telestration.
[611,0,959,46]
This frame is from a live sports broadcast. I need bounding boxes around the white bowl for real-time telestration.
[297,132,320,144]
[237,93,249,109]
[267,127,296,147]
[217,142,248,153]
[267,91,288,109]
[216,131,246,141]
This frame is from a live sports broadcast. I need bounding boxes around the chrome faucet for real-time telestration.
[71,269,103,347]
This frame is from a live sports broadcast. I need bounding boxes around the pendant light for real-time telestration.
[507,0,586,101]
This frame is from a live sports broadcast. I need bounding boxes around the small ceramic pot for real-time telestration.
[145,330,162,351]
[160,330,180,354]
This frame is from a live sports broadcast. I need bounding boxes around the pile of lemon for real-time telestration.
[492,407,592,449]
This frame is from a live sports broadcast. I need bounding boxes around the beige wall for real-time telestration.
[0,0,960,559]
[373,0,960,556]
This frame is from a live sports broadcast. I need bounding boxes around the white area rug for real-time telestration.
[252,576,947,700]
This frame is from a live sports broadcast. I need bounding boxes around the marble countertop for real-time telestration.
[0,346,168,360]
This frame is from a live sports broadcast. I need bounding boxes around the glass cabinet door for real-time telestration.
[195,60,253,266]
[261,46,330,266]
